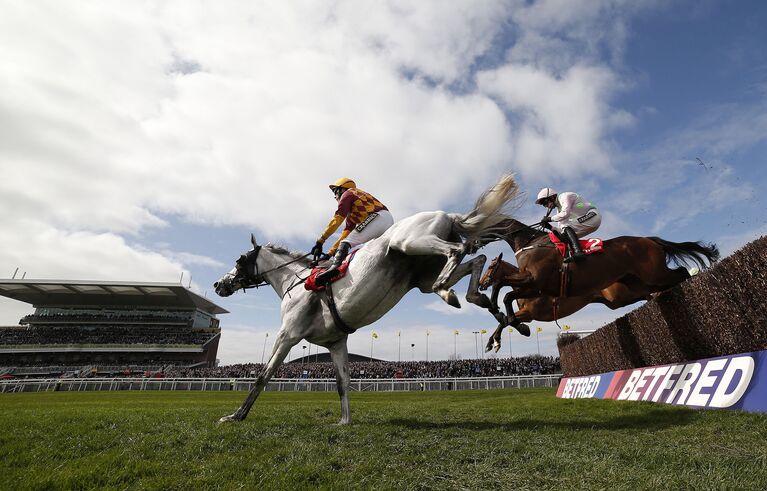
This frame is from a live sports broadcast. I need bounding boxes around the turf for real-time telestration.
[1,389,766,490]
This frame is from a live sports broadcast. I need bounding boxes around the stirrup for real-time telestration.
[316,268,339,284]
[564,252,585,263]
[316,266,340,286]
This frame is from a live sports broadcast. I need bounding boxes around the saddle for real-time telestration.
[304,250,358,291]
[547,232,604,258]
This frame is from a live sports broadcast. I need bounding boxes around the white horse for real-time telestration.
[214,175,519,424]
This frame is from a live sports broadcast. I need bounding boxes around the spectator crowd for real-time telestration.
[165,355,560,379]
[0,325,215,347]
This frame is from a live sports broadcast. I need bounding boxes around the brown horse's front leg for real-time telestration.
[486,323,505,353]
[490,283,501,312]
[488,283,507,324]
[503,292,531,337]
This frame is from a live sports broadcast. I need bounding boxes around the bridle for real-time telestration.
[484,256,502,286]
[230,246,311,292]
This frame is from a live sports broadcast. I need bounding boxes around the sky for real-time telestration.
[1,0,766,364]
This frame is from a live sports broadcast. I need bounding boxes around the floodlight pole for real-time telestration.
[261,333,269,364]
[508,328,513,358]
[536,330,540,356]
[398,333,401,362]
[453,333,457,359]
[472,331,479,359]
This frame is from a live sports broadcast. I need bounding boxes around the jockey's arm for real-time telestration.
[318,214,345,245]
[550,192,576,222]
[318,193,354,249]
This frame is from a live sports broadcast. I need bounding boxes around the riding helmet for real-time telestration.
[536,187,557,204]
[329,177,356,190]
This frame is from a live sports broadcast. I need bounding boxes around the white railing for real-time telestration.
[0,375,562,393]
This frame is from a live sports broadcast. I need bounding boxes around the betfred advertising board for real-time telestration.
[556,350,767,412]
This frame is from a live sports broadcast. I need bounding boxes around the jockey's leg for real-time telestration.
[316,241,351,285]
[563,226,585,263]
[317,210,394,286]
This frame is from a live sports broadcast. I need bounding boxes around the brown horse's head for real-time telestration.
[479,252,503,291]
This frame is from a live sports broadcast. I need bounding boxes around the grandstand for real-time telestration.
[0,279,228,377]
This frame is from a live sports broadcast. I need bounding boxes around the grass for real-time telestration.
[1,389,766,490]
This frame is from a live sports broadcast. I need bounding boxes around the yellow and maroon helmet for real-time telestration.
[329,177,356,191]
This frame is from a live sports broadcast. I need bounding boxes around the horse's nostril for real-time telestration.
[213,282,219,288]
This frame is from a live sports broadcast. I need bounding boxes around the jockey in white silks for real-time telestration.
[536,187,601,263]
[311,177,394,285]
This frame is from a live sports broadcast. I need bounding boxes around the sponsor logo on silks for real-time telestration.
[577,210,597,223]
[355,212,378,232]
[556,350,767,413]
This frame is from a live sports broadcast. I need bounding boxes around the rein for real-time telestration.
[505,221,553,257]
[239,247,311,291]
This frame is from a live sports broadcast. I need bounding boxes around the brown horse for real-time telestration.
[478,253,653,352]
[489,218,719,301]
[474,218,719,352]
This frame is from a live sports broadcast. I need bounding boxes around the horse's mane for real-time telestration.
[264,243,313,265]
[480,218,549,246]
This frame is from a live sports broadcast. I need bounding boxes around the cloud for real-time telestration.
[478,63,633,178]
[0,1,651,241]
[0,1,680,355]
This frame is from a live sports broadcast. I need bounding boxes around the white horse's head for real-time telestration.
[214,234,262,297]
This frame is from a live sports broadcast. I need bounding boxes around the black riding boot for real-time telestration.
[563,227,585,263]
[316,242,351,286]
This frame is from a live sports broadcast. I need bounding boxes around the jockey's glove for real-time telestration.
[541,216,552,223]
[310,241,323,257]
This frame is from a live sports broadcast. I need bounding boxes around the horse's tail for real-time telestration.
[649,237,720,270]
[451,174,520,241]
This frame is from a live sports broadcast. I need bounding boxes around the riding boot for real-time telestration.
[316,242,351,286]
[563,227,585,263]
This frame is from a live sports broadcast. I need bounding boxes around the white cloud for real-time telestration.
[0,1,650,242]
[0,1,681,358]
[477,63,633,178]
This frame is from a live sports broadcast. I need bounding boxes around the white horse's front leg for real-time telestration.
[437,255,492,309]
[219,331,297,423]
[432,247,466,291]
[328,338,351,425]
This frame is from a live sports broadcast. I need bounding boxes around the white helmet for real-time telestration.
[536,187,557,204]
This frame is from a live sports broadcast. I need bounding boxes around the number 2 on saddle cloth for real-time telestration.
[547,232,604,258]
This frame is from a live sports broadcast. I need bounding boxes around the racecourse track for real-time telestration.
[2,388,767,490]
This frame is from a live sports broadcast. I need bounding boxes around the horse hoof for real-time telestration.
[515,323,531,337]
[218,414,238,423]
[494,342,502,353]
[438,289,460,308]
